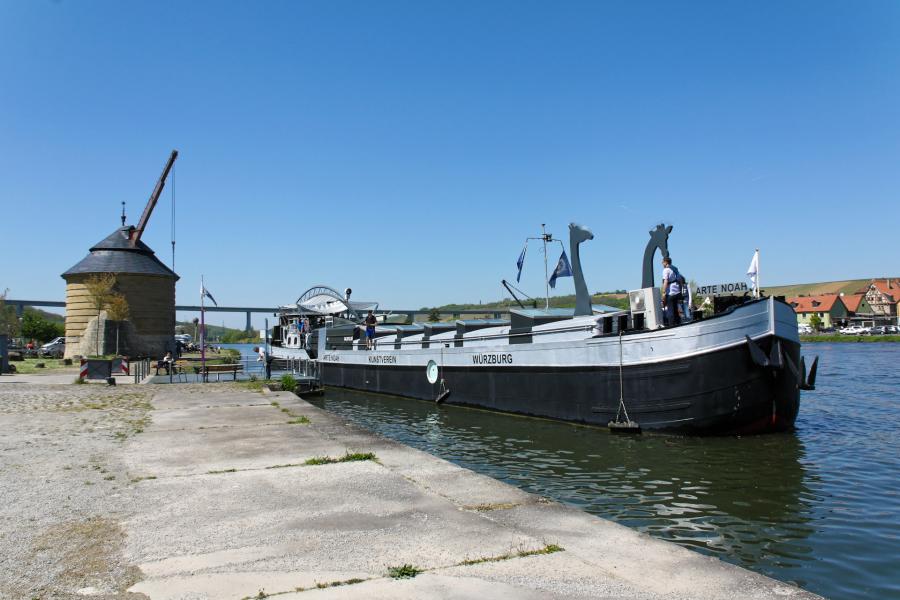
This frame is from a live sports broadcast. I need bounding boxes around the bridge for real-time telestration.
[4,299,509,331]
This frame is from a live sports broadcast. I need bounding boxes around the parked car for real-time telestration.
[798,324,813,334]
[868,326,887,335]
[840,326,866,335]
[39,337,66,358]
[886,325,900,335]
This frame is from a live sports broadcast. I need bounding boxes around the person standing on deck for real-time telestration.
[661,257,684,326]
[365,310,377,350]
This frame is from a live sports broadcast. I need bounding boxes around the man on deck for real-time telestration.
[365,310,377,350]
[661,256,684,326]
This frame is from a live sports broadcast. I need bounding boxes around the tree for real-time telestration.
[21,311,64,343]
[106,293,130,355]
[0,289,18,337]
[808,314,822,332]
[192,317,200,341]
[83,273,117,356]
[428,308,441,322]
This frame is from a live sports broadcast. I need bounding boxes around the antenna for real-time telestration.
[120,201,126,226]
[520,224,564,311]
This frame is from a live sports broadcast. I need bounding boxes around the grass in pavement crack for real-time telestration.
[303,452,376,466]
[457,543,564,566]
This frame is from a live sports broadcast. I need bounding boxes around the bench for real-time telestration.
[192,363,243,381]
[156,359,191,381]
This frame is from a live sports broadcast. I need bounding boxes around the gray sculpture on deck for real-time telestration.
[642,224,672,289]
[569,223,594,317]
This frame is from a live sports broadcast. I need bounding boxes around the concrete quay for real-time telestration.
[0,380,823,599]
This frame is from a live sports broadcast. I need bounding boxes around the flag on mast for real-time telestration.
[201,283,218,307]
[747,249,760,297]
[515,243,527,283]
[548,250,573,289]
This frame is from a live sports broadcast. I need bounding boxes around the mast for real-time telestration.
[133,150,178,243]
[200,275,206,380]
[542,224,550,310]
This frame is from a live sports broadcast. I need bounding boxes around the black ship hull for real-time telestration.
[318,334,801,435]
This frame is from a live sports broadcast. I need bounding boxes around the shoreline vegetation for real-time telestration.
[801,334,900,343]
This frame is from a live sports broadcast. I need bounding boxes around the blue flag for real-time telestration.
[201,283,218,307]
[516,244,527,283]
[548,250,573,289]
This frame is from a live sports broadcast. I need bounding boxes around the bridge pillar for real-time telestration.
[246,311,252,332]
[14,302,23,319]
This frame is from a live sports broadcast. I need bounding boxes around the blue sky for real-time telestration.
[2,1,898,328]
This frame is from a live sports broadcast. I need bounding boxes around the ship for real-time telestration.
[270,224,817,435]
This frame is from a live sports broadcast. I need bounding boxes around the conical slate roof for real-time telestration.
[61,226,179,280]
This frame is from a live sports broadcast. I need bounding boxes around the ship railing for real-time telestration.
[367,320,610,349]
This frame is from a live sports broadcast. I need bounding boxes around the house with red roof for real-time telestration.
[840,293,873,315]
[787,294,849,330]
[860,278,900,323]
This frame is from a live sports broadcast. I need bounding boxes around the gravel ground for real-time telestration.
[0,383,153,599]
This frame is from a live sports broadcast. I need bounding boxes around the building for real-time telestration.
[839,293,877,326]
[787,294,848,330]
[861,279,900,323]
[61,226,178,358]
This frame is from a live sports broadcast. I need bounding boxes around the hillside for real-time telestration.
[423,292,630,313]
[762,279,878,298]
[427,278,897,314]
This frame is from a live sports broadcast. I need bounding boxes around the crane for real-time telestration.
[132,149,178,243]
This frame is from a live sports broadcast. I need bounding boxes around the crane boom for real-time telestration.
[133,149,178,243]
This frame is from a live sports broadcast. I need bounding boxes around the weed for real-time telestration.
[303,451,376,466]
[270,401,279,407]
[464,502,520,512]
[279,374,297,393]
[457,543,564,567]
[387,564,422,579]
[207,468,237,474]
[74,377,86,384]
[130,475,157,483]
[243,578,367,599]
[286,416,310,425]
[103,475,115,481]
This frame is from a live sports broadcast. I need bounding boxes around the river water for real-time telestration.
[304,343,900,600]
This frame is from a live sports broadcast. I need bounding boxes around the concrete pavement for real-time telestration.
[117,384,822,600]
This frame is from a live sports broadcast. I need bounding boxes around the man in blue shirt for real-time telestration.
[661,257,683,326]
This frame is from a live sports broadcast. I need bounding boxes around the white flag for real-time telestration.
[747,250,759,295]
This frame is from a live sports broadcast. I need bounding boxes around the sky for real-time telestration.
[2,0,899,329]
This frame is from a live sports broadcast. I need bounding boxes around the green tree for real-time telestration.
[428,308,441,322]
[808,314,822,332]
[106,293,130,355]
[0,289,19,337]
[83,273,117,356]
[21,311,64,343]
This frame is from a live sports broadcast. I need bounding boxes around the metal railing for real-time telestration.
[132,358,152,383]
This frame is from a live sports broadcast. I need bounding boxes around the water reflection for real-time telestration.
[309,389,817,584]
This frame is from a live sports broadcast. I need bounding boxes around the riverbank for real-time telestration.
[0,382,821,599]
[801,334,900,342]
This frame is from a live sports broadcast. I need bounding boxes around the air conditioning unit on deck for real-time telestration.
[628,287,663,330]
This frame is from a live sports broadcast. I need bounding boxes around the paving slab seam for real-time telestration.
[142,422,302,433]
